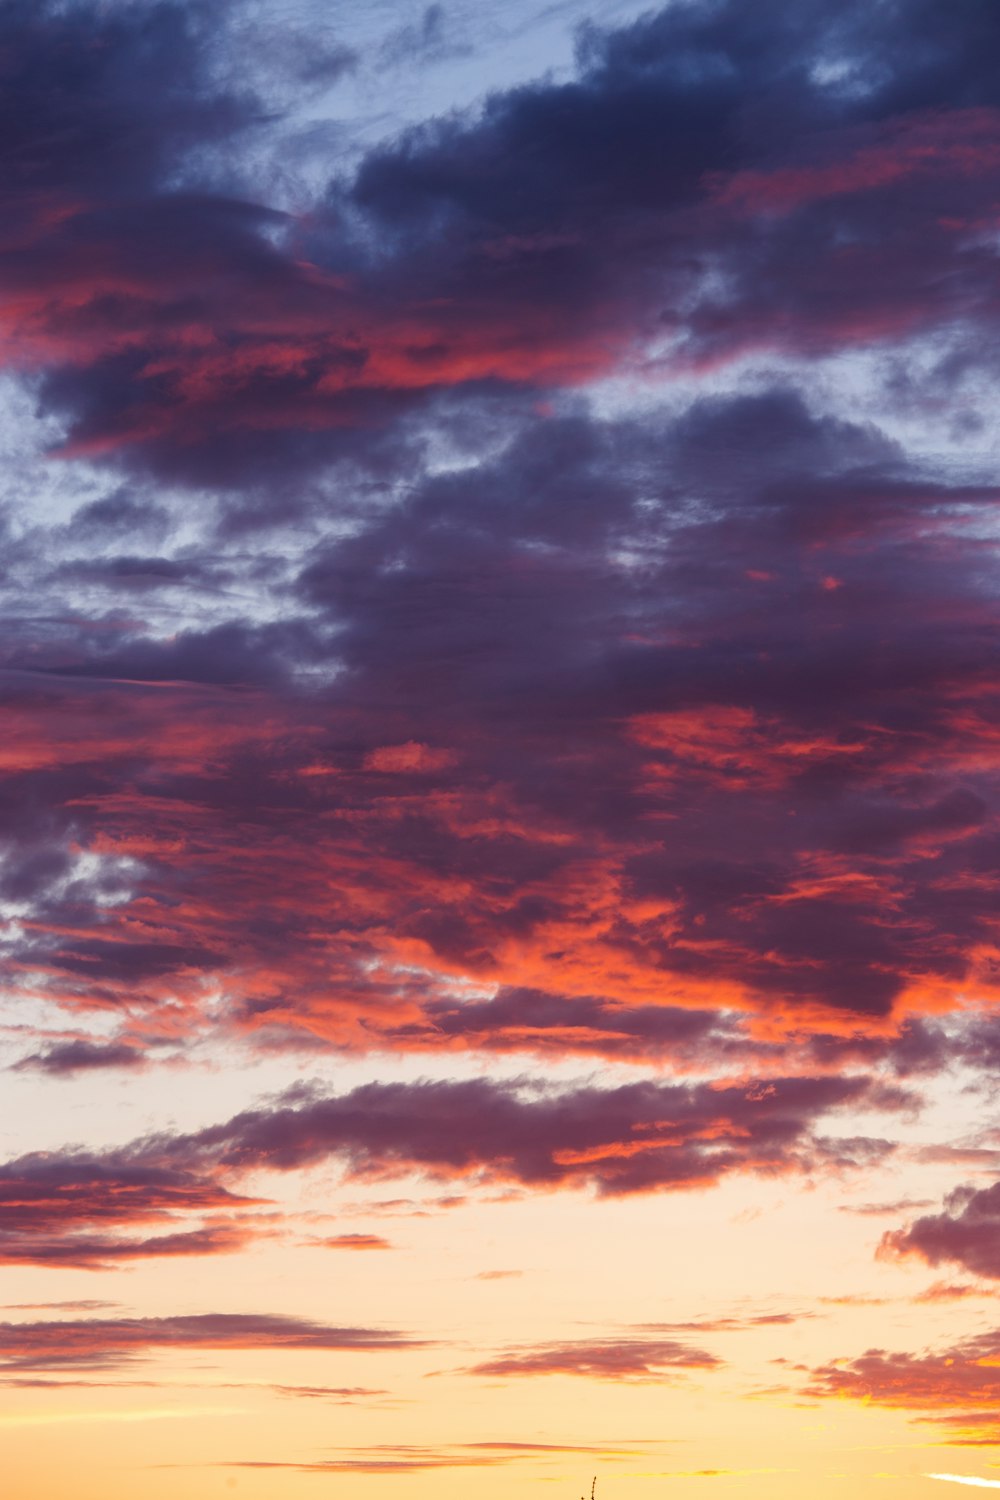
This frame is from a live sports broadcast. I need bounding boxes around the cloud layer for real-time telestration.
[3,3,1000,1475]
[2,0,1000,1079]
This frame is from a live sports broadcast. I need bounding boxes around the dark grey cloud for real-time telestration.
[2,0,999,490]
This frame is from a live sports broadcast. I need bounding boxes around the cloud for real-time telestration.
[377,5,471,70]
[317,1234,392,1251]
[465,1335,721,1381]
[0,1149,262,1268]
[0,1223,257,1269]
[1,11,1000,1492]
[196,1439,652,1473]
[880,1182,1000,1279]
[6,13,1000,1476]
[272,1384,388,1402]
[2,0,1000,488]
[841,1199,936,1217]
[0,7,1000,1275]
[0,1301,118,1313]
[0,1312,420,1372]
[5,379,1000,1075]
[13,1040,146,1075]
[160,1071,894,1196]
[0,1069,901,1267]
[807,1326,1000,1442]
[643,1313,806,1333]
[363,742,459,774]
[914,1282,996,1304]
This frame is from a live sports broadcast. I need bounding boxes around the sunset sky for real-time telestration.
[6,1,1000,1496]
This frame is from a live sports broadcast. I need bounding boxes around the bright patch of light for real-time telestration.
[928,1477,1000,1490]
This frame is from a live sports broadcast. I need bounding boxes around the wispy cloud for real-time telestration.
[0,1312,424,1373]
[464,1335,722,1381]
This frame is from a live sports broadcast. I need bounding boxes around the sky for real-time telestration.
[5,0,1000,1496]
